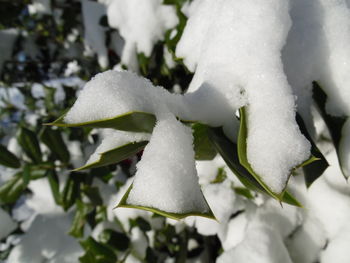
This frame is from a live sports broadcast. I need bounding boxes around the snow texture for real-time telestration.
[105,0,178,70]
[127,115,210,214]
[177,0,311,193]
[7,214,83,263]
[86,129,150,165]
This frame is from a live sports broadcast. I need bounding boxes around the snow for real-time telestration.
[105,0,178,69]
[217,225,293,263]
[86,129,150,165]
[126,115,210,214]
[177,0,311,193]
[0,208,17,240]
[64,70,175,123]
[82,0,108,68]
[7,214,83,263]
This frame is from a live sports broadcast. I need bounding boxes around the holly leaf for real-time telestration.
[45,111,156,133]
[74,141,148,171]
[116,183,216,220]
[0,144,20,168]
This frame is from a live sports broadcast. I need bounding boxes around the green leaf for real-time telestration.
[74,141,148,171]
[210,167,227,184]
[17,127,42,164]
[61,172,83,211]
[0,144,20,168]
[22,164,30,186]
[39,126,70,163]
[192,123,217,160]
[99,229,130,251]
[79,237,117,263]
[0,173,25,205]
[82,186,103,206]
[295,113,329,187]
[69,200,94,238]
[47,170,61,205]
[116,183,216,220]
[45,111,156,133]
[313,82,348,178]
[234,187,254,200]
[207,126,302,207]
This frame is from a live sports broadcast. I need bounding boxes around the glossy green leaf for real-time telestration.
[295,113,329,187]
[82,186,103,206]
[79,237,117,263]
[47,170,61,205]
[45,111,157,133]
[0,173,25,205]
[74,141,148,171]
[22,164,30,186]
[234,187,254,200]
[116,183,216,220]
[0,144,20,168]
[207,126,302,207]
[39,126,70,163]
[192,123,217,160]
[69,200,94,238]
[61,172,83,211]
[210,167,227,184]
[17,127,42,164]
[99,229,130,251]
[313,82,348,178]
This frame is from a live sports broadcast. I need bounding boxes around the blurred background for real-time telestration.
[0,0,222,262]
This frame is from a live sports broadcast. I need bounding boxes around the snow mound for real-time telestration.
[127,115,209,214]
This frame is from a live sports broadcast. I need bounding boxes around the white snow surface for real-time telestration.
[105,0,178,69]
[177,0,311,193]
[127,115,210,214]
[82,0,108,68]
[0,208,17,240]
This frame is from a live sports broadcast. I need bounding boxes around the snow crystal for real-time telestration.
[126,115,210,214]
[105,0,178,69]
[86,129,150,165]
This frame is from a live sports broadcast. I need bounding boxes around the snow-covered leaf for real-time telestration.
[46,111,156,133]
[116,183,216,221]
[238,107,313,199]
[74,141,148,171]
[207,126,302,207]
